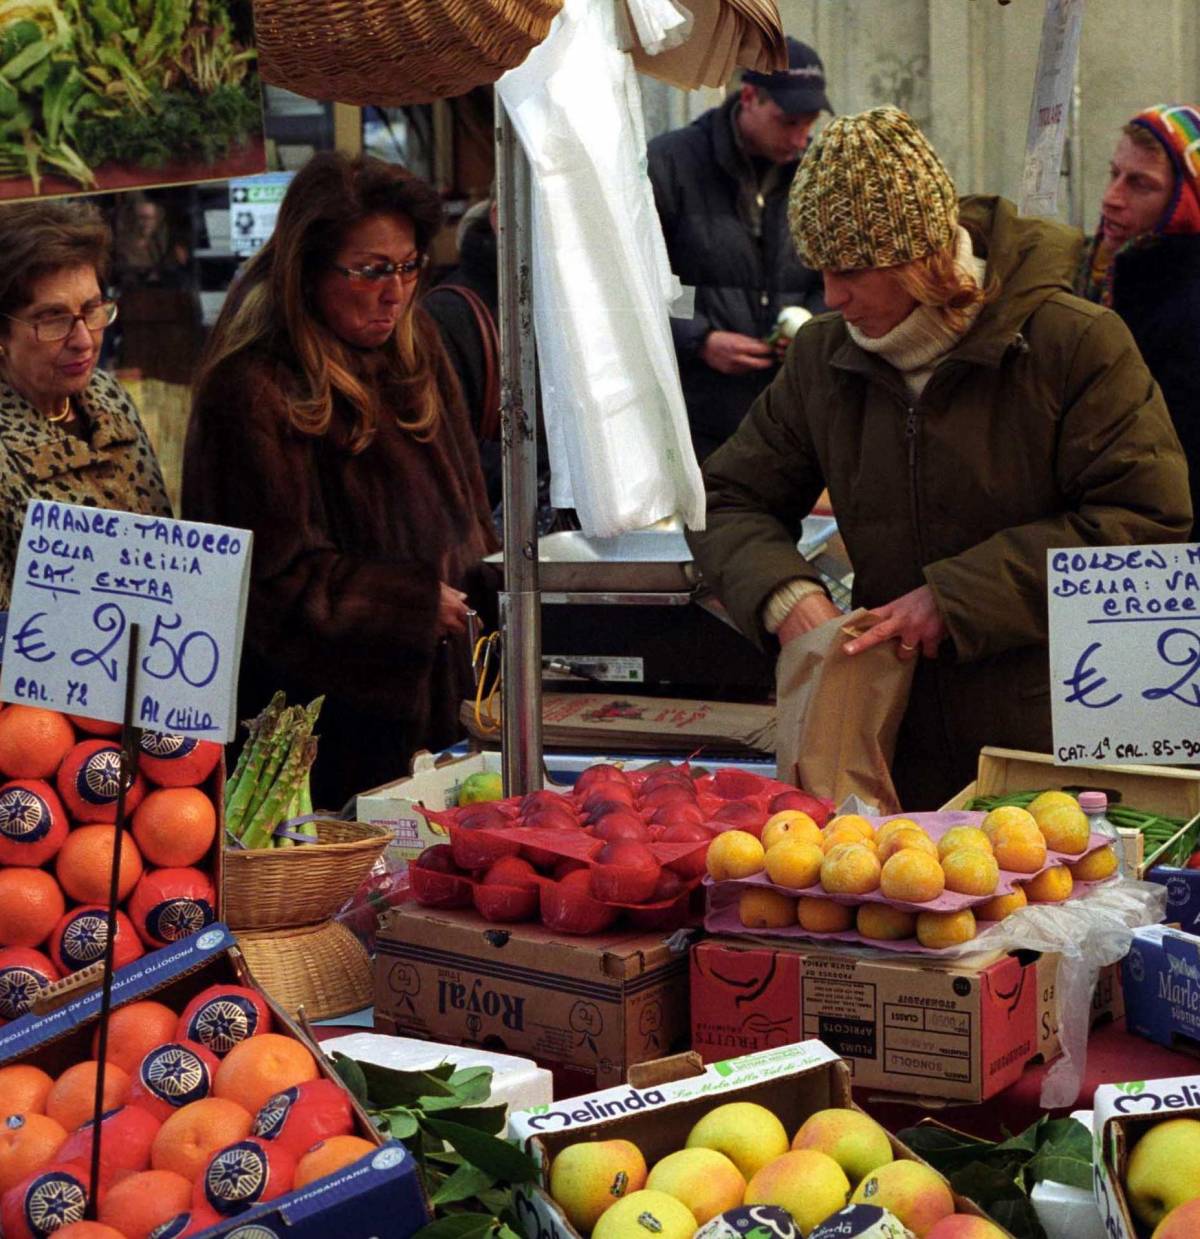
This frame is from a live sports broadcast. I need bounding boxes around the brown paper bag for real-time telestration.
[775,609,916,814]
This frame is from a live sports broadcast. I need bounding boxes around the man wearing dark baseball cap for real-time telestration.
[648,36,834,460]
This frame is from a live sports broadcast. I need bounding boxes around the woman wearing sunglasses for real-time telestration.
[183,153,497,809]
[0,199,171,609]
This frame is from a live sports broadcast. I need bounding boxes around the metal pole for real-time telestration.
[494,92,543,795]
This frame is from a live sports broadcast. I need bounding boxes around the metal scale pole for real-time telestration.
[495,93,544,795]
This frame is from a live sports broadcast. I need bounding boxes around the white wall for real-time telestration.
[641,0,1200,230]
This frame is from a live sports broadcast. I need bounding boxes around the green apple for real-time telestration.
[458,771,503,805]
[1126,1117,1200,1228]
[792,1107,894,1184]
[685,1101,789,1180]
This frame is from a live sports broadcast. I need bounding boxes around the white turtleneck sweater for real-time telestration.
[762,226,989,634]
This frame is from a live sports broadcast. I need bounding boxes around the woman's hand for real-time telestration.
[843,585,947,661]
[437,582,470,637]
[777,591,843,646]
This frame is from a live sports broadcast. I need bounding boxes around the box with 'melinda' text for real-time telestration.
[506,1042,1013,1239]
[1093,1072,1200,1239]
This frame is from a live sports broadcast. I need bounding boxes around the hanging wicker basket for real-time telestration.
[237,919,374,1021]
[223,818,390,931]
[253,0,564,106]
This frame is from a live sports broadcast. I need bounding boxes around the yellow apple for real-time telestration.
[851,1159,955,1236]
[1125,1117,1200,1228]
[791,1107,894,1185]
[548,1137,647,1233]
[645,1147,745,1225]
[744,1148,851,1233]
[685,1101,789,1181]
[591,1189,696,1239]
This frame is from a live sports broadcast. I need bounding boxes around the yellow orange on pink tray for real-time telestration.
[127,869,217,949]
[128,1040,221,1123]
[0,779,68,867]
[193,1135,296,1218]
[50,906,143,975]
[56,739,147,824]
[137,733,222,788]
[176,985,273,1058]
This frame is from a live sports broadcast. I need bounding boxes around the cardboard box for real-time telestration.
[507,1041,1013,1238]
[0,926,430,1239]
[1122,925,1200,1056]
[942,746,1200,876]
[1093,1071,1200,1239]
[375,904,690,1093]
[690,936,1122,1103]
[462,691,776,757]
[1147,866,1200,935]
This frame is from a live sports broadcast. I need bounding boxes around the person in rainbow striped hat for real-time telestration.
[1079,104,1200,537]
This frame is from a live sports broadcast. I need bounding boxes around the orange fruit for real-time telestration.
[0,779,69,867]
[99,1168,192,1239]
[0,946,60,1021]
[176,985,272,1058]
[293,1134,377,1188]
[192,1135,296,1217]
[46,1061,131,1133]
[126,869,216,949]
[251,1078,355,1160]
[50,906,143,975]
[0,870,65,949]
[137,735,221,789]
[213,1034,319,1116]
[130,788,216,867]
[150,1097,253,1181]
[0,1066,54,1118]
[68,716,121,737]
[51,1224,127,1239]
[56,739,148,825]
[1,1160,95,1238]
[0,707,75,779]
[738,888,797,928]
[0,1112,68,1194]
[56,826,144,905]
[91,1001,179,1076]
[58,1104,161,1186]
[128,1040,220,1123]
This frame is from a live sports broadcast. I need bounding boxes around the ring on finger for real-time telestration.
[899,641,917,652]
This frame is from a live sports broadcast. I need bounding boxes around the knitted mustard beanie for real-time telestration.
[789,106,958,270]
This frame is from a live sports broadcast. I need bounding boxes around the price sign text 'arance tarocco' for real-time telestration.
[1049,543,1200,765]
[0,501,252,741]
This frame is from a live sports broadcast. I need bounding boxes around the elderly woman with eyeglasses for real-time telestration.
[0,199,171,608]
[183,154,498,808]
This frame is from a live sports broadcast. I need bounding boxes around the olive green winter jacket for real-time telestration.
[687,196,1192,807]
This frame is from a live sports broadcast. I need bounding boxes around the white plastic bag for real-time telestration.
[624,0,693,55]
[496,0,706,536]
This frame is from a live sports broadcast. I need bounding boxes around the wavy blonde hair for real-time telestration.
[195,153,444,452]
[887,234,997,335]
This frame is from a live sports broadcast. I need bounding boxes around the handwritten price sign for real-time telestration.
[1048,543,1200,765]
[0,501,252,741]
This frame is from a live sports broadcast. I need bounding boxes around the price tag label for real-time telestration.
[0,501,252,741]
[1048,543,1200,765]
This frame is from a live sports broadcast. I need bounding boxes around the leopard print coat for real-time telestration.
[0,368,171,608]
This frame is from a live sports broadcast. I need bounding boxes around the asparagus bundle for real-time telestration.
[225,693,324,849]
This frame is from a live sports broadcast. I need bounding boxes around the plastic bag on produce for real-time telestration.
[776,610,915,815]
[495,0,706,536]
[334,855,411,954]
[921,878,1166,1108]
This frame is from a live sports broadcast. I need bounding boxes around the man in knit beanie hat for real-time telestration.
[687,106,1191,808]
[1078,104,1200,537]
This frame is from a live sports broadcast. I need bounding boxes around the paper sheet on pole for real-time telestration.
[1018,0,1085,217]
[497,0,707,536]
[1048,543,1200,766]
[0,500,252,741]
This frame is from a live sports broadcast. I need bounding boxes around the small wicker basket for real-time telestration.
[223,818,390,931]
[236,920,374,1022]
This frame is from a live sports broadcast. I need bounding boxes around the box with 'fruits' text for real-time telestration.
[1093,1071,1200,1239]
[0,925,430,1239]
[507,1041,1012,1239]
[689,936,1122,1103]
[374,903,690,1094]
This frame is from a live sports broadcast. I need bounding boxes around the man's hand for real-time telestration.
[777,591,843,646]
[842,585,947,661]
[701,331,774,375]
[437,582,470,637]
